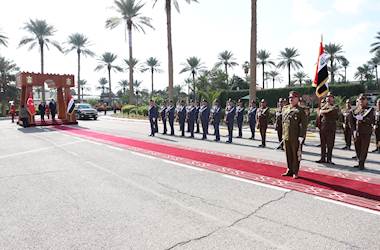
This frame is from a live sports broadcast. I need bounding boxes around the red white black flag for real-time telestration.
[313,41,329,98]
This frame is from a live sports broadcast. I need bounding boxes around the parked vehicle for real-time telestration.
[76,103,98,120]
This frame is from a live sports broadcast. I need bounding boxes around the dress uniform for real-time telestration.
[195,102,200,133]
[372,99,380,153]
[212,101,222,141]
[352,94,375,169]
[187,102,197,138]
[256,99,270,147]
[281,91,308,179]
[275,98,285,150]
[148,100,159,136]
[248,100,257,140]
[178,101,187,137]
[199,100,210,140]
[166,101,176,136]
[160,103,168,134]
[316,92,339,164]
[225,101,236,143]
[342,100,354,150]
[236,100,245,138]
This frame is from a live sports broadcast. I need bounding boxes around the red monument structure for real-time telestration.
[16,72,77,126]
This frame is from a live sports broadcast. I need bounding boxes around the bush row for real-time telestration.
[121,105,148,116]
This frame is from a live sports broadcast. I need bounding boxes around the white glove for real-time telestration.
[298,137,304,144]
[355,114,363,121]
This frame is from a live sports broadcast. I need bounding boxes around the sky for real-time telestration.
[0,0,379,96]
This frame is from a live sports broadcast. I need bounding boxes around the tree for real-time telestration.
[214,50,238,84]
[267,70,281,88]
[141,57,162,97]
[78,79,90,101]
[324,43,345,84]
[341,57,349,83]
[293,71,309,86]
[0,57,19,115]
[249,0,257,102]
[153,0,198,100]
[242,61,250,79]
[354,64,374,84]
[95,52,123,104]
[370,31,380,53]
[257,49,275,89]
[118,79,129,95]
[106,0,154,104]
[97,77,108,96]
[179,57,205,101]
[369,51,380,88]
[0,29,8,47]
[277,47,303,86]
[66,33,95,102]
[18,19,62,102]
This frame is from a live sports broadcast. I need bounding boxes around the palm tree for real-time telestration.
[257,49,275,89]
[267,70,281,88]
[118,79,129,95]
[153,0,198,100]
[369,51,380,88]
[214,50,238,84]
[341,57,349,83]
[370,31,380,53]
[354,64,374,84]
[249,0,257,102]
[95,52,123,104]
[66,33,95,102]
[324,43,345,84]
[293,71,309,86]
[0,29,8,47]
[106,0,154,105]
[0,57,19,115]
[97,77,108,95]
[124,57,139,72]
[242,61,250,79]
[78,79,89,101]
[141,57,162,97]
[179,57,205,101]
[277,47,303,86]
[18,19,63,102]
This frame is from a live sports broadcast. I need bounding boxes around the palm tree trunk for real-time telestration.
[151,67,154,98]
[288,63,291,86]
[77,50,81,102]
[331,59,334,84]
[225,63,228,84]
[262,63,265,89]
[344,66,347,83]
[249,0,257,102]
[81,87,84,100]
[272,77,275,89]
[108,66,112,106]
[375,65,379,89]
[192,72,196,102]
[166,0,174,101]
[40,42,45,102]
[127,23,134,105]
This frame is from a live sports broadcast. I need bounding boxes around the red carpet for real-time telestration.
[55,126,380,203]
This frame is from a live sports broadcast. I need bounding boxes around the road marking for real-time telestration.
[222,175,291,192]
[131,151,157,159]
[106,145,124,151]
[87,140,103,146]
[314,197,380,216]
[162,159,205,172]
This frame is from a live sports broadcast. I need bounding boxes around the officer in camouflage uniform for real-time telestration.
[275,98,285,150]
[281,91,308,179]
[256,99,270,147]
[316,92,340,165]
[352,94,375,169]
[342,99,354,150]
[372,99,380,153]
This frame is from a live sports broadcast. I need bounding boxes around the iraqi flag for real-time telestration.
[26,95,36,115]
[67,96,75,114]
[313,41,329,98]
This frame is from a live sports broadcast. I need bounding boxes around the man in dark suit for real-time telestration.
[236,99,245,138]
[49,99,57,122]
[225,100,236,143]
[199,99,210,140]
[160,100,168,135]
[178,100,187,137]
[195,101,200,133]
[148,100,158,136]
[166,100,175,136]
[38,102,46,122]
[212,100,222,141]
[187,100,197,138]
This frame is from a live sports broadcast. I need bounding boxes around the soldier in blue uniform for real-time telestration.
[199,99,210,140]
[178,100,187,137]
[236,99,245,138]
[225,100,236,143]
[166,100,176,136]
[160,100,168,135]
[195,101,201,133]
[247,100,257,140]
[187,100,197,138]
[148,100,158,136]
[212,100,222,141]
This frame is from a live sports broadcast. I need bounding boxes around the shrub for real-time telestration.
[122,104,137,114]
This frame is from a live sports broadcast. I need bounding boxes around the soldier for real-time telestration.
[160,100,168,135]
[275,98,285,150]
[199,99,210,140]
[342,99,354,150]
[373,99,380,153]
[256,99,270,147]
[187,100,197,138]
[352,94,375,169]
[166,100,176,136]
[212,99,222,141]
[281,91,308,179]
[298,97,310,144]
[316,92,339,164]
[247,100,257,140]
[225,100,236,143]
[236,99,245,138]
[316,98,326,147]
[195,101,201,133]
[148,100,158,137]
[177,100,187,137]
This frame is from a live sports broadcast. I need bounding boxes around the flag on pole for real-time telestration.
[313,41,329,98]
[26,94,36,115]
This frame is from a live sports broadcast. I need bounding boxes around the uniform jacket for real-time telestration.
[236,106,245,123]
[352,106,375,135]
[282,105,308,141]
[199,105,210,123]
[187,106,197,122]
[275,107,283,130]
[148,105,158,120]
[225,106,236,125]
[160,106,167,120]
[256,107,270,128]
[375,108,380,130]
[342,108,354,130]
[248,107,257,124]
[166,106,175,121]
[178,106,187,122]
[320,103,339,129]
[212,106,222,125]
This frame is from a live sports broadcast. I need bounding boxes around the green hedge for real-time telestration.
[121,104,148,116]
[122,105,137,114]
[219,84,365,107]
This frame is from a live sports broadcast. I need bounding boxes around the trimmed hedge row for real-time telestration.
[122,105,149,116]
[219,84,365,107]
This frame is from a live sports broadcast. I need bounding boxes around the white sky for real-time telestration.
[0,0,379,95]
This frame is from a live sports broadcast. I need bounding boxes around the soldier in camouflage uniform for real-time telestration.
[342,99,354,150]
[275,98,285,150]
[256,99,270,147]
[281,91,308,179]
